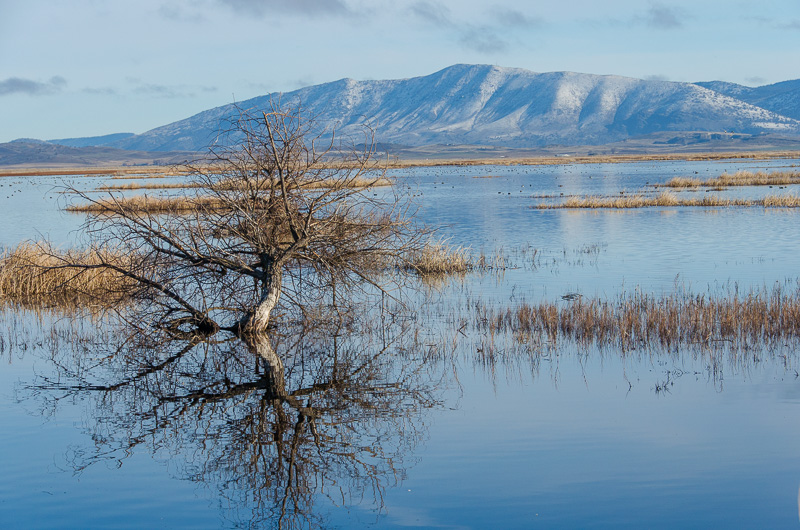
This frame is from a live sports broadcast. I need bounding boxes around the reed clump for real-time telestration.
[75,177,394,213]
[385,151,798,169]
[760,195,800,207]
[663,170,800,189]
[534,192,800,209]
[96,182,195,191]
[406,241,473,275]
[96,176,392,192]
[66,195,227,213]
[477,285,800,351]
[0,242,133,307]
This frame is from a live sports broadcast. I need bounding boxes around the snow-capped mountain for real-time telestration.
[94,65,800,151]
[695,79,800,121]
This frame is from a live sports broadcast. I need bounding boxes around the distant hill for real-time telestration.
[0,141,196,168]
[47,133,136,148]
[102,64,799,152]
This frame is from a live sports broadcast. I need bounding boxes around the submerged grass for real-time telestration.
[534,192,800,209]
[476,284,800,351]
[663,170,800,189]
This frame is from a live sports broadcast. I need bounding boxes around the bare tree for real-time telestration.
[59,101,428,339]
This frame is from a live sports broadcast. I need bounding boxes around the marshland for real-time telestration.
[3,153,800,528]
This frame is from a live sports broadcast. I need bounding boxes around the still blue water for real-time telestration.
[2,158,800,528]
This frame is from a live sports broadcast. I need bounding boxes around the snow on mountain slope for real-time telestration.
[697,79,800,121]
[112,65,800,152]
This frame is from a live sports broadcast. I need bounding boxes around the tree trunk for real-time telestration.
[239,267,283,335]
[247,333,286,397]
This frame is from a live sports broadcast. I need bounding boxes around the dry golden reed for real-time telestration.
[477,285,800,350]
[66,195,226,213]
[534,192,800,209]
[73,176,394,213]
[95,176,392,192]
[96,182,195,191]
[0,242,132,307]
[663,170,800,189]
[385,151,798,169]
[406,241,473,275]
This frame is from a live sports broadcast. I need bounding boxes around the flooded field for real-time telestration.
[2,157,800,528]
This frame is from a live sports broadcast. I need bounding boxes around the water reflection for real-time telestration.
[21,319,443,528]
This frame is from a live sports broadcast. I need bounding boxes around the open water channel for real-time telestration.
[2,157,800,528]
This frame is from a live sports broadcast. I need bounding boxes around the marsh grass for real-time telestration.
[406,241,473,275]
[95,176,392,192]
[71,176,395,213]
[0,243,132,308]
[534,192,800,209]
[96,182,197,191]
[663,170,800,189]
[0,238,478,308]
[385,151,798,168]
[476,284,800,351]
[66,195,226,213]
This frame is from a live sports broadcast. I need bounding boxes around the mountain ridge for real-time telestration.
[694,79,800,121]
[19,65,800,153]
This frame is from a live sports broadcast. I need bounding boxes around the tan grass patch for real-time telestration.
[0,243,132,307]
[95,176,392,192]
[96,182,193,191]
[663,170,800,189]
[74,176,394,213]
[385,152,799,169]
[478,285,800,350]
[406,241,473,275]
[66,195,226,213]
[534,192,800,209]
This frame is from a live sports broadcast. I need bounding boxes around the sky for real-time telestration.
[1,0,799,143]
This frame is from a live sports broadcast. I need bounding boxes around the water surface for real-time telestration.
[2,158,800,528]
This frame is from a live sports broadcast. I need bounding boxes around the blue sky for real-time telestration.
[1,0,799,143]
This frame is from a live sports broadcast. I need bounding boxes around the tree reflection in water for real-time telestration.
[25,317,444,528]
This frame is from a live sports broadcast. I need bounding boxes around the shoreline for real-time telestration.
[0,150,798,177]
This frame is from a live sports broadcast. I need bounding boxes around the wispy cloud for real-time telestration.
[409,1,511,54]
[492,8,545,29]
[0,76,66,96]
[459,26,508,53]
[290,76,316,89]
[639,4,686,29]
[82,87,118,96]
[745,76,767,86]
[778,19,800,30]
[410,0,452,25]
[645,74,670,81]
[218,0,351,17]
[129,81,218,99]
[158,5,206,22]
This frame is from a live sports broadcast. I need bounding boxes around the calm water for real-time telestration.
[2,158,800,528]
